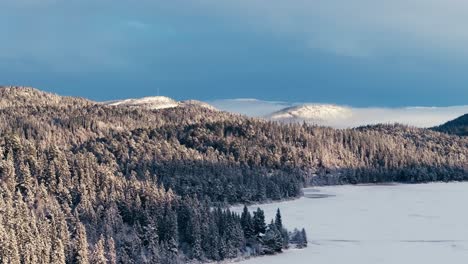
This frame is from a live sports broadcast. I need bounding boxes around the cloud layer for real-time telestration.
[2,0,468,105]
[211,99,468,128]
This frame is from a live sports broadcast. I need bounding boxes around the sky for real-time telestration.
[1,0,468,106]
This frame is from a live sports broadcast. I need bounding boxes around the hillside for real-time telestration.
[0,87,467,263]
[432,114,468,136]
[106,96,217,111]
[268,104,353,124]
[0,86,94,109]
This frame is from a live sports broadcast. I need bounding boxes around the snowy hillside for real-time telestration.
[269,104,353,123]
[181,100,218,111]
[106,96,180,110]
[106,96,217,111]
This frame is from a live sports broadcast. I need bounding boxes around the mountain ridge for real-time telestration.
[105,96,217,111]
[0,86,94,108]
[0,86,467,263]
[268,104,353,123]
[432,114,468,136]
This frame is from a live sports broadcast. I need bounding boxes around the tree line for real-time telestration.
[0,87,467,263]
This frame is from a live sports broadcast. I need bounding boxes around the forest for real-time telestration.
[0,87,467,263]
[432,113,468,137]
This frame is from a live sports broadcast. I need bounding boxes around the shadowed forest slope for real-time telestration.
[0,87,467,263]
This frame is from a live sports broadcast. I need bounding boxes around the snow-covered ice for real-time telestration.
[233,182,468,264]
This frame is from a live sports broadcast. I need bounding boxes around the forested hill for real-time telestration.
[432,114,468,136]
[0,87,467,263]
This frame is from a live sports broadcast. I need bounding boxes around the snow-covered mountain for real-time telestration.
[106,96,180,110]
[269,104,353,123]
[106,96,217,111]
[180,100,218,111]
[210,98,468,128]
[0,86,93,108]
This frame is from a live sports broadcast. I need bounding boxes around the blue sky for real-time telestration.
[1,0,468,106]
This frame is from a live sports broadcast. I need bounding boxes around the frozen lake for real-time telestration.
[233,182,468,264]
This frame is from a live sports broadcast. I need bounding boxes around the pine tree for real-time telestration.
[300,228,308,248]
[106,237,117,264]
[143,215,160,263]
[91,236,107,264]
[253,208,266,237]
[191,224,203,260]
[290,228,308,249]
[263,221,283,254]
[0,153,16,194]
[3,230,21,264]
[275,208,283,231]
[240,206,254,239]
[0,223,7,263]
[274,208,290,249]
[51,237,66,264]
[74,223,89,264]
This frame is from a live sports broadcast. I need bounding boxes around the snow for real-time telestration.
[181,100,218,111]
[269,104,353,122]
[232,182,468,264]
[209,99,468,128]
[107,96,180,110]
[210,99,290,117]
[106,97,216,111]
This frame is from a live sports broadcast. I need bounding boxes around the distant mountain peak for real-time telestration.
[106,96,180,110]
[105,96,217,111]
[269,104,353,123]
[432,113,468,136]
[1,86,45,95]
[0,86,93,108]
[181,100,218,111]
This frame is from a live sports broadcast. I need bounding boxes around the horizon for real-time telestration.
[3,85,468,109]
[2,85,467,128]
[2,1,468,107]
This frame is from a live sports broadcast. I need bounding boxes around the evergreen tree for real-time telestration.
[290,228,308,249]
[240,206,254,239]
[74,223,89,264]
[300,228,308,248]
[91,236,107,264]
[253,208,266,237]
[263,221,283,254]
[106,237,117,264]
[275,208,283,231]
[51,236,66,264]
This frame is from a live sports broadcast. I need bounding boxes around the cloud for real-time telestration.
[0,1,165,72]
[198,0,468,58]
[2,0,468,105]
[210,99,291,117]
[211,99,468,128]
[3,0,468,70]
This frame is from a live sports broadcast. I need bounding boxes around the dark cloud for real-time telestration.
[1,0,468,106]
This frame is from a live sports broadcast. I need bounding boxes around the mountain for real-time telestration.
[432,114,468,136]
[106,96,179,109]
[268,104,353,124]
[180,100,218,111]
[106,96,217,111]
[212,99,468,128]
[210,98,290,117]
[0,86,93,108]
[0,86,467,263]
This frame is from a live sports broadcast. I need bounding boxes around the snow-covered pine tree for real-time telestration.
[74,223,90,264]
[91,235,107,264]
[253,208,267,238]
